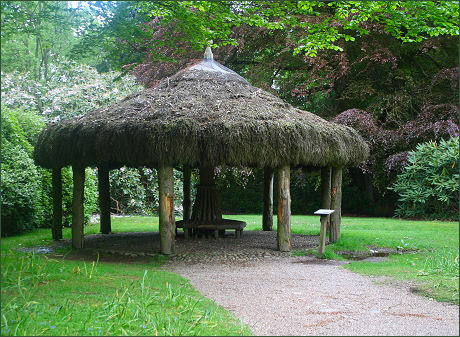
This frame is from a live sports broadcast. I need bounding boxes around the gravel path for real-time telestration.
[171,256,459,336]
[58,230,459,335]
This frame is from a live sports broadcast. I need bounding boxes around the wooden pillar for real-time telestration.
[98,165,111,234]
[330,166,342,243]
[318,215,328,258]
[263,167,274,231]
[183,166,192,221]
[72,165,85,249]
[159,166,175,255]
[52,168,62,240]
[277,165,291,252]
[321,166,332,234]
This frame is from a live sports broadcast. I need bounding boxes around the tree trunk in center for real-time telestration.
[191,166,222,223]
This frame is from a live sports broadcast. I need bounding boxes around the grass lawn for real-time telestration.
[1,219,252,336]
[1,214,458,335]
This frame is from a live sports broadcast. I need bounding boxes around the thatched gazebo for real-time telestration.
[34,48,369,254]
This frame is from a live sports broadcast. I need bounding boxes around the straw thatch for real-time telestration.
[34,54,369,170]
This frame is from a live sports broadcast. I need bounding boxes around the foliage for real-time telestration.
[109,167,185,216]
[334,103,459,192]
[1,108,44,235]
[1,59,141,121]
[218,168,374,216]
[72,1,459,69]
[1,140,42,235]
[0,1,90,81]
[110,167,148,215]
[0,107,98,236]
[390,137,459,220]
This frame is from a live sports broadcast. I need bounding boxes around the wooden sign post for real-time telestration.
[314,209,335,258]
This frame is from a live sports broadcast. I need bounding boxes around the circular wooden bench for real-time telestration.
[175,219,246,238]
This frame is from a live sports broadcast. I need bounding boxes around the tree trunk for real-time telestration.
[183,166,192,221]
[321,167,332,233]
[98,165,111,234]
[262,167,274,231]
[191,166,222,222]
[72,165,85,249]
[330,167,342,243]
[52,168,62,240]
[277,165,291,252]
[159,166,175,255]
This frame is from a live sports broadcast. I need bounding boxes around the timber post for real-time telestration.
[183,166,192,221]
[98,165,111,234]
[318,215,328,258]
[52,168,62,240]
[277,165,291,252]
[72,165,85,249]
[321,166,332,234]
[159,166,175,255]
[330,166,343,243]
[262,167,274,231]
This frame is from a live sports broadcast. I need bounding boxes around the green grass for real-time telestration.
[1,222,252,336]
[1,214,458,336]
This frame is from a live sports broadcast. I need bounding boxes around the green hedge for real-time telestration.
[1,108,98,236]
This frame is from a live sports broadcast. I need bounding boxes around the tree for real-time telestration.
[70,1,458,216]
[71,1,459,71]
[0,1,92,81]
[1,58,140,120]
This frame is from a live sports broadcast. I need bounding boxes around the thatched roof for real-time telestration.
[34,48,369,170]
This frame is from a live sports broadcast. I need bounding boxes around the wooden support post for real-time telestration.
[318,215,328,258]
[72,165,85,249]
[183,166,192,221]
[159,166,175,255]
[321,166,332,234]
[98,165,111,234]
[330,166,343,243]
[262,167,274,231]
[277,165,291,252]
[52,168,62,240]
[314,209,334,258]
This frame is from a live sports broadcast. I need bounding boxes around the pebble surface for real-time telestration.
[58,230,459,335]
[172,256,459,336]
[73,230,320,264]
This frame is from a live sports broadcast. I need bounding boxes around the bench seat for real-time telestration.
[176,219,246,238]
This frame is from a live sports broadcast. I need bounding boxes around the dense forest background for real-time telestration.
[2,1,458,235]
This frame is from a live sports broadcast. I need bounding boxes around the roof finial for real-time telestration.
[204,43,213,61]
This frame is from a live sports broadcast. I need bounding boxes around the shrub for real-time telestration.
[109,167,184,216]
[1,108,98,235]
[390,137,459,220]
[1,60,141,122]
[1,141,42,235]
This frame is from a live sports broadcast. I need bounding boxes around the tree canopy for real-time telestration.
[71,1,459,68]
[1,1,458,223]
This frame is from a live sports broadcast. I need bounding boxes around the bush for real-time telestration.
[109,167,185,216]
[1,141,42,234]
[1,108,98,236]
[390,137,459,220]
